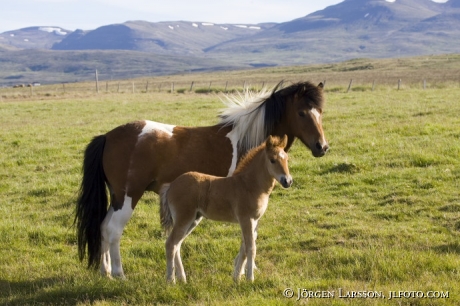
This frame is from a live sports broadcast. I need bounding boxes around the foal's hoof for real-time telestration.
[233,275,242,283]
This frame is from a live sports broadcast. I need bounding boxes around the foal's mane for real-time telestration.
[219,81,323,152]
[232,144,266,175]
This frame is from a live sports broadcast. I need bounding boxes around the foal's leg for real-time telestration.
[240,218,258,282]
[166,216,197,283]
[234,223,260,281]
[100,194,135,278]
[175,216,203,280]
[233,241,247,281]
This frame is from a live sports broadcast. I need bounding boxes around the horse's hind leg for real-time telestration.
[100,206,114,277]
[100,194,136,278]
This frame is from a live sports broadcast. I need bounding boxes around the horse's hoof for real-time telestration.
[112,273,126,280]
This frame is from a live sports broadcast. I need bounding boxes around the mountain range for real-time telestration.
[1,0,460,85]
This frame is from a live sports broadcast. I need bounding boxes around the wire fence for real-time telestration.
[1,71,459,100]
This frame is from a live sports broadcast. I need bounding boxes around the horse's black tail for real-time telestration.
[159,183,173,234]
[75,135,108,269]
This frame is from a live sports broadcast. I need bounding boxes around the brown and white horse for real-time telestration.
[75,81,328,278]
[160,135,292,283]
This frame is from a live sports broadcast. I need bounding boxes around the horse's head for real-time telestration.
[265,135,292,188]
[284,82,329,157]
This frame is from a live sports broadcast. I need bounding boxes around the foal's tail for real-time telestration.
[159,183,173,234]
[75,135,108,269]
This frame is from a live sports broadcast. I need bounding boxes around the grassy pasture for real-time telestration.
[1,74,460,304]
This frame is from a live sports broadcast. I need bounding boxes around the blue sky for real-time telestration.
[0,0,344,33]
[0,0,449,33]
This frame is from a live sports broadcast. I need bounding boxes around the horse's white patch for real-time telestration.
[226,130,239,176]
[109,195,134,236]
[279,151,287,160]
[139,120,175,138]
[311,108,321,123]
[310,108,327,146]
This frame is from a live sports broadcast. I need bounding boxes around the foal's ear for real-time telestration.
[279,134,288,148]
[267,135,275,147]
[318,82,324,89]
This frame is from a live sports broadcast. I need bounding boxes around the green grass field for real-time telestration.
[0,82,459,305]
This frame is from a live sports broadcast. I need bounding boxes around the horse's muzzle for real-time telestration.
[280,175,293,188]
[313,142,329,157]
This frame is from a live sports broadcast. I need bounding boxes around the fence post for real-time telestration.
[106,82,108,92]
[132,82,135,93]
[423,79,426,90]
[208,81,212,93]
[372,80,376,91]
[146,81,149,93]
[117,82,120,93]
[346,79,353,93]
[171,82,174,93]
[95,70,99,93]
[63,83,66,93]
[225,81,228,92]
[398,79,402,90]
[190,81,194,92]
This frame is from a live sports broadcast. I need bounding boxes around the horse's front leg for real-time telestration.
[240,218,258,282]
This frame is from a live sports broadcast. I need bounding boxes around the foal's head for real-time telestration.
[266,135,293,188]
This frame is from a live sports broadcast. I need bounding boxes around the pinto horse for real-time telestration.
[160,135,292,283]
[76,81,328,278]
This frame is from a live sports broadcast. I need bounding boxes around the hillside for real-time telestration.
[0,49,249,85]
[52,21,274,56]
[206,0,460,64]
[0,27,70,50]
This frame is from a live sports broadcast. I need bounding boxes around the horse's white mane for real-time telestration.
[219,86,272,151]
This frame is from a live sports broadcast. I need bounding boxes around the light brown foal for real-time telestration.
[159,135,292,283]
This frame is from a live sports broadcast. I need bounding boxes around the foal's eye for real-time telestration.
[298,111,306,117]
[270,159,276,164]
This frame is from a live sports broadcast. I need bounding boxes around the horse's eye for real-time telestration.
[270,159,276,164]
[298,111,306,117]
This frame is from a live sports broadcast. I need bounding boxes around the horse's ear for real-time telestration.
[318,82,324,90]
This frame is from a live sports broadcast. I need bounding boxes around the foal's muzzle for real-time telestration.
[280,175,293,188]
